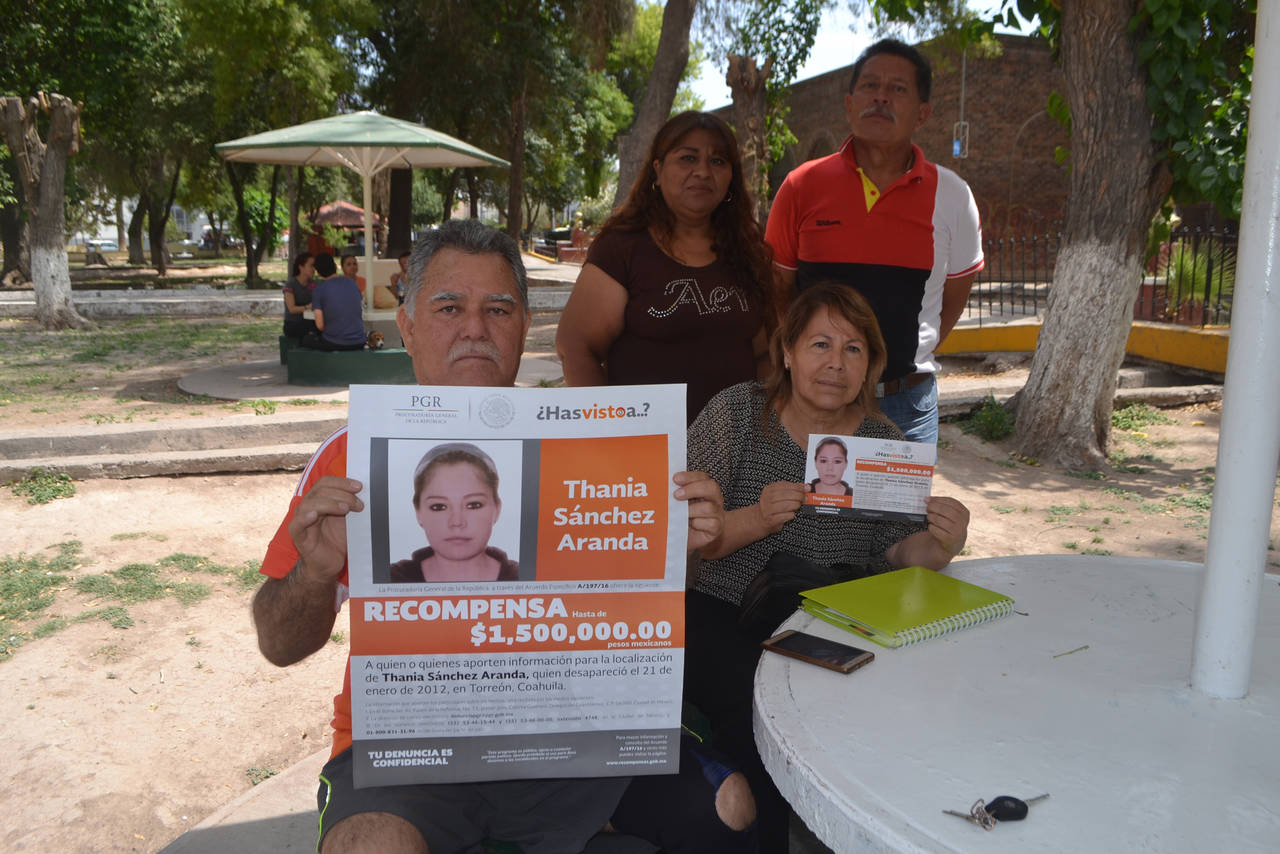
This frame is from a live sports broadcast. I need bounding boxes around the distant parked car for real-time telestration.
[87,239,119,251]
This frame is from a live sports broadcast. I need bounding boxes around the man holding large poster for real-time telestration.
[252,221,754,854]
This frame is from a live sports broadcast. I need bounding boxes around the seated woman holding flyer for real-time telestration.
[809,436,853,496]
[684,281,970,851]
[390,443,518,583]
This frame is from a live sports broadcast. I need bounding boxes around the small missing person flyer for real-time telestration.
[344,384,687,788]
[800,433,936,522]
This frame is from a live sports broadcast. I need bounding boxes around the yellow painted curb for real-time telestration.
[939,320,1228,374]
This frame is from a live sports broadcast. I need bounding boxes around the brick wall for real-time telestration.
[728,34,1071,242]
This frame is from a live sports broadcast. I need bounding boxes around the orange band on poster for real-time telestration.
[805,493,853,508]
[854,459,935,477]
[350,591,685,655]
[535,435,669,580]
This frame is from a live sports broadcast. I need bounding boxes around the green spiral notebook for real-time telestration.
[799,566,1014,649]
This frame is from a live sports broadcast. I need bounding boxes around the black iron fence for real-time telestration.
[968,232,1060,325]
[1135,226,1236,326]
[965,226,1236,328]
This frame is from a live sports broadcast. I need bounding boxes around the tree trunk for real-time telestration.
[254,166,281,266]
[113,197,126,251]
[442,169,460,222]
[145,156,181,276]
[726,54,772,224]
[1,203,26,281]
[1012,1,1171,469]
[0,93,92,329]
[506,82,527,241]
[614,0,697,208]
[388,168,412,255]
[1,151,28,281]
[127,199,146,264]
[287,166,301,265]
[466,169,479,220]
[226,162,259,282]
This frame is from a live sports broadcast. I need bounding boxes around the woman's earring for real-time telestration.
[651,181,659,190]
[722,191,734,203]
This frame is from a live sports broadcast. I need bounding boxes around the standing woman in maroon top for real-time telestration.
[556,111,773,424]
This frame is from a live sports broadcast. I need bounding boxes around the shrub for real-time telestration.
[960,396,1015,442]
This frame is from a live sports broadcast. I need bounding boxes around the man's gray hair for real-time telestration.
[403,219,529,314]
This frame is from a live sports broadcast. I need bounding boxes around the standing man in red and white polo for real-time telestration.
[766,38,984,444]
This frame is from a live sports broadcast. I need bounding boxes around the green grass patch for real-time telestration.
[74,559,211,606]
[1081,548,1113,556]
[79,606,134,629]
[1112,464,1152,474]
[1065,469,1106,481]
[9,468,76,504]
[33,617,68,638]
[1166,493,1212,512]
[1101,487,1139,501]
[960,396,1016,442]
[232,562,265,591]
[246,766,278,786]
[0,541,82,659]
[1112,403,1176,431]
[110,532,169,542]
[0,317,278,406]
[993,505,1016,514]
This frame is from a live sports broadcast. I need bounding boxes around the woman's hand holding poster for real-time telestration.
[344,384,686,787]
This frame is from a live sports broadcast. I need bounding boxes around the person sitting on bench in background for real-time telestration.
[303,252,366,351]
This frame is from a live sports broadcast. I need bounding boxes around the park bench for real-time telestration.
[285,346,416,386]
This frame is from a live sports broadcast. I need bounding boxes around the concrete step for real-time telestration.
[937,382,1222,419]
[0,411,346,459]
[1,443,319,481]
[0,280,572,319]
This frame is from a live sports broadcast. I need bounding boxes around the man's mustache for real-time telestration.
[860,105,896,122]
[448,341,501,362]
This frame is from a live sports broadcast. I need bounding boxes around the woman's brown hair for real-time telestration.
[602,111,772,312]
[763,281,889,427]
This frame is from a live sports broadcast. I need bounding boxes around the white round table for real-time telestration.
[753,556,1280,853]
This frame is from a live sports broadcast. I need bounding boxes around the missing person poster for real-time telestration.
[799,433,936,522]
[344,384,687,787]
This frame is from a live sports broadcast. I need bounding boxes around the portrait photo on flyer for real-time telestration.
[801,433,936,522]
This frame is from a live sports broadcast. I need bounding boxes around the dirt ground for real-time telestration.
[2,327,1277,852]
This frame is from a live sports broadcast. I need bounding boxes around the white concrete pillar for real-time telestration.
[362,171,375,312]
[1191,0,1280,698]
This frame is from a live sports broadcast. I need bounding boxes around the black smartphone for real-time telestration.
[761,629,875,674]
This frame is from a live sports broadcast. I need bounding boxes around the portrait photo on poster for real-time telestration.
[802,434,856,515]
[378,438,525,584]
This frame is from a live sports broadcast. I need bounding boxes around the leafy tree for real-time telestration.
[613,0,700,207]
[364,0,629,239]
[606,0,706,203]
[0,94,91,329]
[179,0,369,282]
[411,171,445,230]
[859,0,1253,468]
[0,0,207,276]
[998,0,1252,468]
[701,0,831,221]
